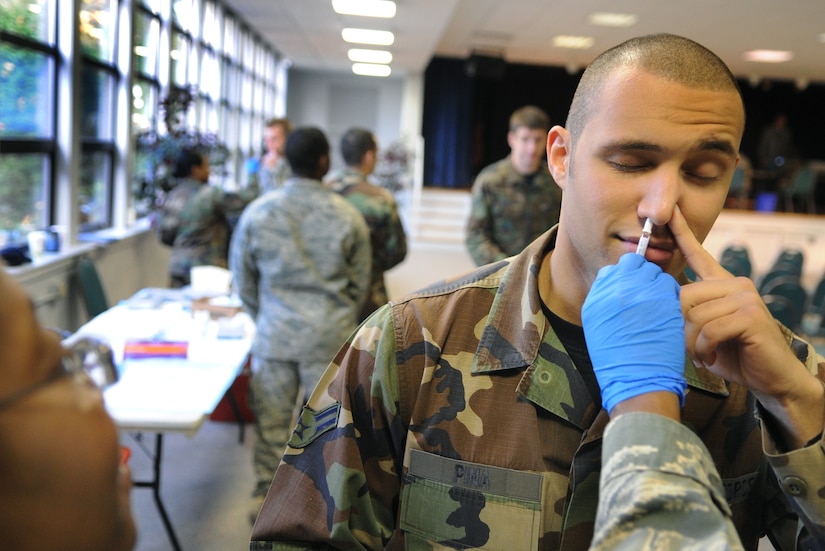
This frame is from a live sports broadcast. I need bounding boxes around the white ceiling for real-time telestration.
[224,0,825,85]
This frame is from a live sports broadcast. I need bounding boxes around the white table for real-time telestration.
[71,288,254,551]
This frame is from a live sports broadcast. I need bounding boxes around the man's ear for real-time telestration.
[547,126,570,190]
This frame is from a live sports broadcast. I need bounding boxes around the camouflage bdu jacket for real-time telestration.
[160,178,255,281]
[465,157,562,266]
[251,228,825,551]
[326,168,408,322]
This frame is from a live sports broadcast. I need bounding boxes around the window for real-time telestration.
[2,0,285,249]
[133,11,160,77]
[79,0,119,231]
[0,0,57,243]
[0,153,50,246]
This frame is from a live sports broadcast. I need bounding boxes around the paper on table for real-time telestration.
[103,359,238,417]
[79,303,195,341]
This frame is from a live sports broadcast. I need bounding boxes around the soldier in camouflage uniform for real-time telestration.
[251,35,825,549]
[326,128,408,322]
[158,149,257,287]
[229,127,371,520]
[257,117,293,195]
[465,105,562,266]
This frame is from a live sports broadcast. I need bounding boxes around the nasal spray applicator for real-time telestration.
[635,218,653,258]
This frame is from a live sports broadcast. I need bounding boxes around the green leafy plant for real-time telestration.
[133,86,229,217]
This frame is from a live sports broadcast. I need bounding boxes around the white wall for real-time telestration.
[285,68,422,173]
[704,210,825,292]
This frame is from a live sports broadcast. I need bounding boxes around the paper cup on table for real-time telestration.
[27,230,47,260]
[190,266,233,297]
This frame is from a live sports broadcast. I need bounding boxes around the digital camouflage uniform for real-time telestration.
[594,412,744,550]
[160,177,255,285]
[259,157,292,195]
[250,227,825,550]
[229,176,371,496]
[326,167,408,322]
[465,156,562,266]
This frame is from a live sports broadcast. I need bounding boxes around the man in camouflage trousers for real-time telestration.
[465,105,562,266]
[229,127,371,523]
[326,127,408,322]
[251,35,825,549]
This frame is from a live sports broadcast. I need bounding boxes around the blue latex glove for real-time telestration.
[582,253,686,414]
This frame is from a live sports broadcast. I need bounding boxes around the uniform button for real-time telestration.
[537,370,552,384]
[782,476,807,496]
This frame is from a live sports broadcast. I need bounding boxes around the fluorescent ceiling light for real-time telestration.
[553,35,594,49]
[342,28,394,46]
[332,0,396,18]
[348,48,392,64]
[588,12,638,27]
[352,63,391,77]
[744,49,793,63]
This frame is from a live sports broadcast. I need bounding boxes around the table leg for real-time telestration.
[224,386,246,444]
[133,433,183,551]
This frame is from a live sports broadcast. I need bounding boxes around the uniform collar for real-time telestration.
[470,227,730,426]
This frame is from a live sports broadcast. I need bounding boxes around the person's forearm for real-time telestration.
[609,391,681,421]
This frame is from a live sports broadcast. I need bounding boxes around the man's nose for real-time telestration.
[637,169,680,226]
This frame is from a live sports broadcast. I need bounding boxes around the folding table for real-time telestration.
[71,288,254,551]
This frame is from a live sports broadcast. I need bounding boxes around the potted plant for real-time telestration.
[133,85,230,218]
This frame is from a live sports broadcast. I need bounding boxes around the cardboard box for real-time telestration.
[191,296,242,319]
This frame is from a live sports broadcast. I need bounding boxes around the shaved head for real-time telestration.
[566,33,745,143]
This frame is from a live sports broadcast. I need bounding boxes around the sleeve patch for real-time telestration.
[288,402,341,448]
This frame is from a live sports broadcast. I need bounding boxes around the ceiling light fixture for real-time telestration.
[744,49,793,63]
[347,48,393,64]
[333,0,396,18]
[553,35,594,49]
[588,12,638,27]
[352,63,391,77]
[342,28,394,46]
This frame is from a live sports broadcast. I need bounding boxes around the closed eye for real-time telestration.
[608,160,651,172]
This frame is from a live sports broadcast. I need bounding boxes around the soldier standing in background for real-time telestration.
[465,105,562,266]
[325,127,407,322]
[157,149,256,287]
[256,117,292,194]
[229,127,371,523]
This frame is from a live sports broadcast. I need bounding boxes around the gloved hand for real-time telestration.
[582,253,686,414]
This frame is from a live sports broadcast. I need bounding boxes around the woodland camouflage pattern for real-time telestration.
[465,157,562,266]
[251,228,825,551]
[326,168,408,322]
[160,177,255,282]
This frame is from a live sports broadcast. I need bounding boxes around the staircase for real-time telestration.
[400,187,471,247]
[387,186,476,298]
